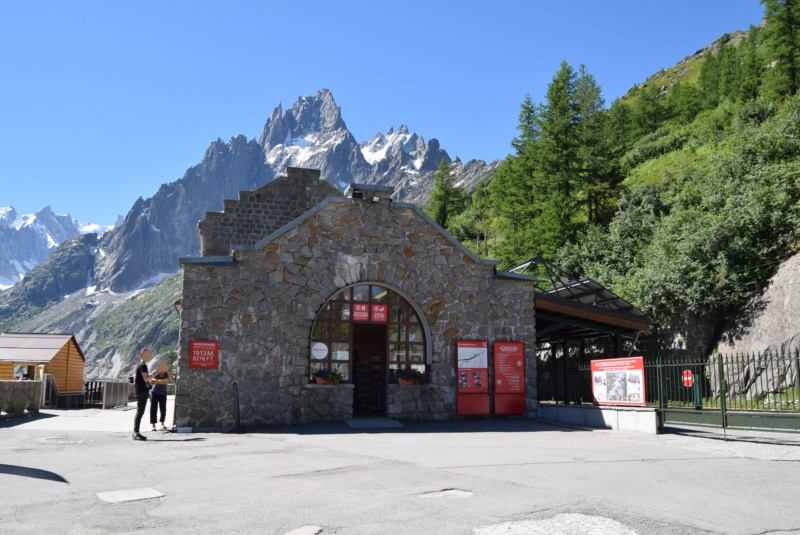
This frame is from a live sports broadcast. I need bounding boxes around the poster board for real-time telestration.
[590,356,645,406]
[493,341,526,415]
[456,340,489,414]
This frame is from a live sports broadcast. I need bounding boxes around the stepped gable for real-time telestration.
[198,167,341,256]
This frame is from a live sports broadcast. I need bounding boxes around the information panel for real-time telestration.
[494,341,526,415]
[189,340,220,369]
[457,340,489,415]
[590,356,646,406]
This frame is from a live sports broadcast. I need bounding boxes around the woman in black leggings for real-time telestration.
[150,361,173,431]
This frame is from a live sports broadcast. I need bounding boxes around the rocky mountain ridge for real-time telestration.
[0,206,106,290]
[0,89,499,377]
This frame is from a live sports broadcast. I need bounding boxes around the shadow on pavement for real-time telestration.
[244,418,582,436]
[0,463,68,483]
[663,425,800,447]
[0,412,57,429]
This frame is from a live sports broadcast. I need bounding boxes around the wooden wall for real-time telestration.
[0,362,13,380]
[43,340,85,392]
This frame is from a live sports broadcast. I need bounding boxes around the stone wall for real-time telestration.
[178,193,537,430]
[198,167,340,256]
[0,381,42,417]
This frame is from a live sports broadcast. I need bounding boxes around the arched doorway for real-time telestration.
[310,283,428,416]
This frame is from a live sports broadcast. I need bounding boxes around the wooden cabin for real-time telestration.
[0,333,86,408]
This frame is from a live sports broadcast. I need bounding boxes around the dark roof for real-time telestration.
[503,257,654,344]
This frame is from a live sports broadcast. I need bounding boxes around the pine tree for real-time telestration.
[425,158,467,229]
[761,0,800,98]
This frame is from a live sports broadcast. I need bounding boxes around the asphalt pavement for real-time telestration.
[2,398,799,535]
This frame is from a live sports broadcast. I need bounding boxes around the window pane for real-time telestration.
[331,323,350,341]
[409,345,424,362]
[310,361,329,376]
[331,362,350,381]
[332,303,350,321]
[389,343,405,362]
[332,342,349,361]
[371,286,388,303]
[390,292,403,304]
[353,285,370,302]
[391,306,406,323]
[408,325,422,343]
[311,322,328,340]
[331,288,350,301]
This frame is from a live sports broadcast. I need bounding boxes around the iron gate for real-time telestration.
[537,348,800,433]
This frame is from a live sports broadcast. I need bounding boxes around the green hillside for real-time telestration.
[440,0,800,329]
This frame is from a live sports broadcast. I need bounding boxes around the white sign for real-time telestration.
[311,342,328,360]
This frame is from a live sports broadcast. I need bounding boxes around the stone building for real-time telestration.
[176,167,537,431]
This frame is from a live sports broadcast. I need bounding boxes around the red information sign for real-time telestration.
[353,303,369,321]
[494,342,525,394]
[189,340,219,369]
[494,341,526,415]
[682,370,694,387]
[457,340,490,415]
[371,304,388,322]
[590,356,646,406]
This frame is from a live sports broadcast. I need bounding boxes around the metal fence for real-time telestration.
[537,347,800,430]
[84,379,130,409]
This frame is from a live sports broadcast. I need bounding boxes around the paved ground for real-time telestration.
[2,399,800,535]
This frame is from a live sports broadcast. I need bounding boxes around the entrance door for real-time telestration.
[352,323,387,417]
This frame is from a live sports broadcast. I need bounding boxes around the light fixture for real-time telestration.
[372,196,381,203]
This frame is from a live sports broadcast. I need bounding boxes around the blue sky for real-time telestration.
[1,1,765,226]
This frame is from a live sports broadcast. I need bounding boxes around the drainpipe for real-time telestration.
[232,382,242,433]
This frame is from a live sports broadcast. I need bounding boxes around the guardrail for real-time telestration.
[84,380,130,409]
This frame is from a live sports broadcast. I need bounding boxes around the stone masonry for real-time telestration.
[177,170,537,431]
[199,167,340,256]
[0,381,42,417]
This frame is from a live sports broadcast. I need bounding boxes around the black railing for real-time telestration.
[538,348,800,414]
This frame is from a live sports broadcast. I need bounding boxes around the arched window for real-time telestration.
[309,284,426,383]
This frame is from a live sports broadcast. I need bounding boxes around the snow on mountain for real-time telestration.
[0,206,110,290]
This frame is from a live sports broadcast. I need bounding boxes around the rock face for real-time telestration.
[0,206,92,290]
[0,233,99,324]
[711,252,800,399]
[87,88,498,294]
[715,252,800,356]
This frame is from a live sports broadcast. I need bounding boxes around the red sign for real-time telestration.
[456,340,489,393]
[189,340,219,369]
[494,342,525,394]
[371,304,388,322]
[457,340,490,415]
[682,370,694,387]
[494,341,526,415]
[590,356,646,406]
[353,303,369,321]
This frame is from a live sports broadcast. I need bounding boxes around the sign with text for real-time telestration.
[456,340,489,393]
[494,341,526,415]
[353,303,370,321]
[189,340,219,369]
[456,340,490,415]
[371,304,388,322]
[591,356,646,406]
[494,342,525,394]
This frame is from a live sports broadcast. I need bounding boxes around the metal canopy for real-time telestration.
[503,256,653,345]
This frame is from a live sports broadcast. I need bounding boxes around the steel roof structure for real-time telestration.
[503,256,654,345]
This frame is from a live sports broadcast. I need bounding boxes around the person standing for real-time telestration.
[133,348,153,441]
[149,360,173,431]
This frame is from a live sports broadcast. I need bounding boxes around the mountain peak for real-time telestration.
[258,88,347,151]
